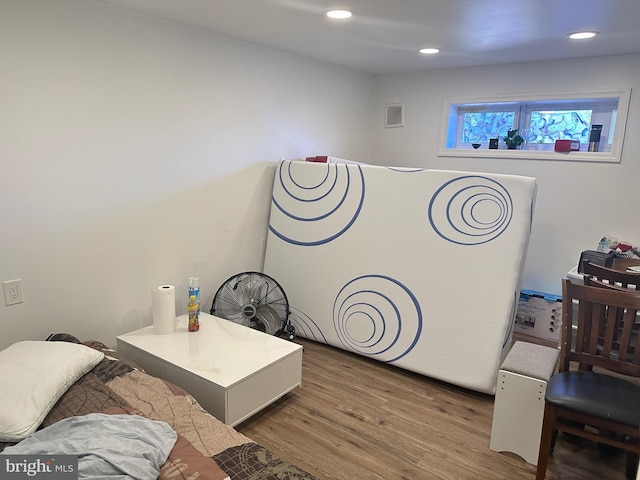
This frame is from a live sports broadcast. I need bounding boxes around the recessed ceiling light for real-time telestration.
[568,31,598,40]
[325,9,353,19]
[419,47,440,55]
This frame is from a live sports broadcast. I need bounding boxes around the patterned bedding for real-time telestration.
[0,336,315,480]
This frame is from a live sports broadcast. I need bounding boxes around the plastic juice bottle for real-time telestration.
[189,277,200,314]
[188,294,199,332]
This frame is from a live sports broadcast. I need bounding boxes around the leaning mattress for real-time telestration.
[263,160,537,394]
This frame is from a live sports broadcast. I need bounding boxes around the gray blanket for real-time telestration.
[1,413,177,479]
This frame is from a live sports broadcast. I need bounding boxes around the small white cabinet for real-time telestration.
[116,312,303,426]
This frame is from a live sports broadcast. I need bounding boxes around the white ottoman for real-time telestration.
[489,341,560,465]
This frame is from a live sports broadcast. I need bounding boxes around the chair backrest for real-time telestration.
[581,261,640,289]
[560,278,640,377]
[583,274,640,293]
[583,275,640,355]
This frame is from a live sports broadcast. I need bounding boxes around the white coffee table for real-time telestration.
[116,312,303,426]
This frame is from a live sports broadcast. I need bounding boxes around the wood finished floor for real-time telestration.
[237,336,629,480]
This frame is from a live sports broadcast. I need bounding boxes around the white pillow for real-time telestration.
[0,340,105,442]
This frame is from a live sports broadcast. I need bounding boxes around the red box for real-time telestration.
[554,140,580,152]
[305,155,328,163]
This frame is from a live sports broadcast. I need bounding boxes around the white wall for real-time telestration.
[371,55,640,295]
[3,2,636,351]
[0,0,373,349]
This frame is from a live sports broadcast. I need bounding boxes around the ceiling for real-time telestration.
[94,0,640,75]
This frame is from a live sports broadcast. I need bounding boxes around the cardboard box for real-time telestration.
[514,290,562,342]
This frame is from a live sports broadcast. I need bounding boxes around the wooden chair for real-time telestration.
[581,260,640,290]
[535,279,640,480]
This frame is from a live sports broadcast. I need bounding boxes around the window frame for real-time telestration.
[438,89,631,163]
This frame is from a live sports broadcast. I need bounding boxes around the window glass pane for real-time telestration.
[608,109,617,144]
[461,111,514,143]
[528,110,592,144]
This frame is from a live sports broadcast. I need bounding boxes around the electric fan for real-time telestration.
[210,271,295,340]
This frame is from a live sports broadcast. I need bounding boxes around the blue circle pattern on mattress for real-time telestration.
[288,306,328,343]
[332,274,423,363]
[269,161,365,246]
[428,175,513,245]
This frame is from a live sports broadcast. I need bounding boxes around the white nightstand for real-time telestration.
[116,312,303,426]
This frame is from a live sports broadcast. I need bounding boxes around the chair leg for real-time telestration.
[550,427,559,453]
[536,403,556,480]
[625,452,638,480]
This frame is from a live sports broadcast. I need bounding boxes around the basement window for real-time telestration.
[439,90,631,163]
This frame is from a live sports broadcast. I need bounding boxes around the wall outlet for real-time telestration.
[3,279,23,306]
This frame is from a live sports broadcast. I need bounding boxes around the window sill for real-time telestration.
[437,148,620,164]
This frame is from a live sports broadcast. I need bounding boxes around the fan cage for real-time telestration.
[210,271,293,338]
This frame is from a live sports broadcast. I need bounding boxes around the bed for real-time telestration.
[0,335,315,480]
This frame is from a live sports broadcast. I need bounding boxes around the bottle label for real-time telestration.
[188,286,200,313]
[188,296,200,332]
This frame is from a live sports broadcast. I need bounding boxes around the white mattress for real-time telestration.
[264,160,537,394]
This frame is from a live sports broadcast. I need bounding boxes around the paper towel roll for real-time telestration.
[152,285,176,334]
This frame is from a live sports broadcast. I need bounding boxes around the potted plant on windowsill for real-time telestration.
[503,129,525,150]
